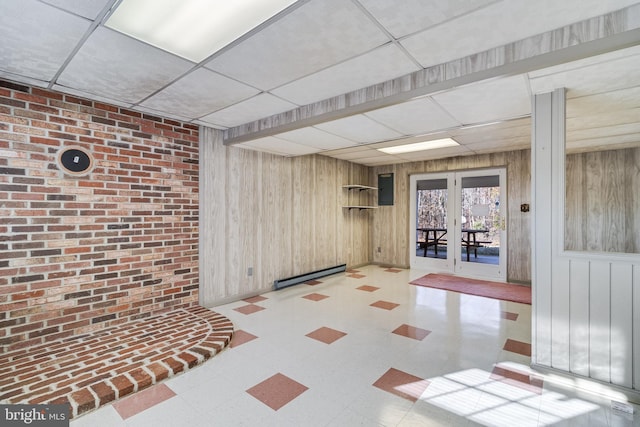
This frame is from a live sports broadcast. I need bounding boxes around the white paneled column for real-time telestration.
[531,88,566,367]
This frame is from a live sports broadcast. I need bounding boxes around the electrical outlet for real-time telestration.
[247,267,253,277]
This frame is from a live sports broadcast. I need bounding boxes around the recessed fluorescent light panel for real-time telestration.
[105,0,297,63]
[378,138,459,154]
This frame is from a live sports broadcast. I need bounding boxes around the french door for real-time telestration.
[410,168,507,281]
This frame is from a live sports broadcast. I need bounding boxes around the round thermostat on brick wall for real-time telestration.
[57,146,94,176]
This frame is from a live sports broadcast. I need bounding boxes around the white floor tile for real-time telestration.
[70,265,640,427]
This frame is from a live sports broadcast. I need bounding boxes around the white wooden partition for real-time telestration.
[532,89,640,399]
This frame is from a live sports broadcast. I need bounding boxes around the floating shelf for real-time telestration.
[342,185,378,191]
[343,205,379,210]
[342,184,378,210]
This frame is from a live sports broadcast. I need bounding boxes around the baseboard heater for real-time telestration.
[274,264,346,290]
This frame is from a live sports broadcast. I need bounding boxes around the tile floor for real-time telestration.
[70,265,639,426]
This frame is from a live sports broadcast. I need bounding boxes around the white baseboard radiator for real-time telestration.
[274,264,346,290]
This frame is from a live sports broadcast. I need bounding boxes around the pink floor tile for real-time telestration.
[302,293,329,301]
[305,327,347,344]
[346,269,361,273]
[230,330,258,348]
[391,324,431,341]
[113,383,176,420]
[370,300,399,310]
[246,373,308,411]
[348,273,366,279]
[305,279,323,286]
[384,268,402,273]
[372,368,430,402]
[501,311,519,321]
[356,285,379,292]
[243,295,268,304]
[503,338,531,356]
[234,304,266,315]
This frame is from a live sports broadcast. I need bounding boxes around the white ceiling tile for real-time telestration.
[566,134,640,153]
[276,127,357,150]
[567,122,640,141]
[529,52,640,97]
[462,137,531,153]
[359,0,495,38]
[238,137,320,156]
[199,93,297,128]
[394,145,472,161]
[314,115,403,143]
[566,87,640,118]
[57,27,193,104]
[0,0,91,81]
[41,0,111,19]
[140,68,259,118]
[271,44,420,105]
[131,105,193,123]
[51,84,134,109]
[204,0,390,90]
[432,75,531,125]
[365,97,460,135]
[400,0,640,68]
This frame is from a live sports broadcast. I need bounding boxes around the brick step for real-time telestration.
[0,305,233,419]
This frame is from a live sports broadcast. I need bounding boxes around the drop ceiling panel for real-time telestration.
[0,1,91,81]
[567,134,640,153]
[529,53,640,98]
[314,115,403,143]
[432,75,531,125]
[321,146,382,160]
[566,87,640,117]
[462,137,531,153]
[204,0,390,90]
[566,109,640,132]
[140,68,260,118]
[364,97,460,135]
[41,0,112,19]
[238,137,320,156]
[276,127,357,150]
[57,27,193,104]
[393,144,472,161]
[199,93,297,128]
[359,0,496,39]
[567,122,640,141]
[271,44,420,105]
[400,0,639,68]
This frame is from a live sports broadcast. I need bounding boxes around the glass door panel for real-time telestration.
[410,174,454,272]
[455,170,506,280]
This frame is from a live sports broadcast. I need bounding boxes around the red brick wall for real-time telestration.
[0,79,200,352]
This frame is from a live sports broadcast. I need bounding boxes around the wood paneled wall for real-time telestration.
[565,147,640,253]
[370,150,532,283]
[199,128,371,306]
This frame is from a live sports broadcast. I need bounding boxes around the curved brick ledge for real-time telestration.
[0,305,234,418]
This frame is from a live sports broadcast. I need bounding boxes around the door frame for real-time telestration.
[410,168,507,281]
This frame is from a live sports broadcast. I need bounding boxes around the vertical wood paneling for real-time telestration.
[610,263,633,388]
[551,259,570,371]
[566,148,639,253]
[589,260,611,383]
[200,130,372,305]
[569,259,590,377]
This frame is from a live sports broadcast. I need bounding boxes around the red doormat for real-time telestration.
[410,273,531,305]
